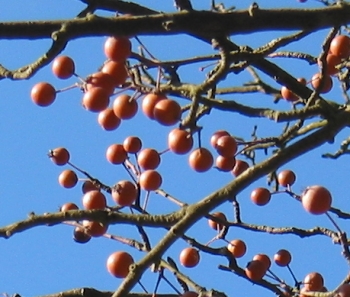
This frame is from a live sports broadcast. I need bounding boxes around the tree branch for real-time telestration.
[1,5,350,40]
[0,209,184,238]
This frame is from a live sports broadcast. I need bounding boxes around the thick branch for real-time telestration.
[200,96,331,122]
[37,288,180,297]
[0,209,184,238]
[1,5,350,39]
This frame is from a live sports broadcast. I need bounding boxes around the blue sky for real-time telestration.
[1,1,350,296]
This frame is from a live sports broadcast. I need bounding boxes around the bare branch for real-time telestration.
[0,209,184,238]
[1,5,350,40]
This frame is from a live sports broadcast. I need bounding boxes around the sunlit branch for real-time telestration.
[0,209,184,238]
[181,37,231,128]
[257,30,312,56]
[199,96,329,122]
[36,288,181,297]
[2,6,350,39]
[0,25,69,80]
[229,222,339,242]
[322,136,350,159]
[268,51,317,64]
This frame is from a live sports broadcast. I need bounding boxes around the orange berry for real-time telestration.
[58,170,78,188]
[98,108,121,131]
[106,144,128,164]
[168,128,193,155]
[281,85,298,102]
[113,94,138,120]
[210,130,230,148]
[86,72,115,96]
[73,227,91,244]
[137,148,161,170]
[179,247,200,268]
[274,249,292,267]
[104,36,132,62]
[123,136,142,154]
[82,87,110,112]
[311,73,333,93]
[102,60,128,86]
[142,93,167,120]
[280,78,306,102]
[330,35,350,59]
[49,147,70,166]
[82,220,108,237]
[82,190,106,210]
[60,202,79,212]
[208,212,227,230]
[232,159,249,177]
[303,272,324,291]
[250,188,271,206]
[139,170,162,191]
[82,180,99,194]
[318,54,343,76]
[227,239,247,258]
[153,99,181,126]
[277,170,296,187]
[245,260,267,281]
[215,136,237,157]
[215,155,236,172]
[301,185,332,215]
[31,82,56,107]
[107,251,134,278]
[112,180,138,206]
[189,148,213,172]
[52,55,75,79]
[253,254,271,270]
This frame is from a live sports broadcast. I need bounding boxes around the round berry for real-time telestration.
[107,251,134,278]
[31,82,56,107]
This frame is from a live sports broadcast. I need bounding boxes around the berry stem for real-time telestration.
[265,270,282,282]
[111,85,133,96]
[286,264,299,286]
[134,153,142,177]
[325,212,343,233]
[122,161,138,182]
[197,128,202,148]
[56,83,80,93]
[67,161,112,193]
[138,281,148,293]
[199,61,219,72]
[73,73,87,83]
[158,148,170,155]
[204,235,219,246]
[156,66,161,91]
[161,274,182,294]
[155,189,186,207]
[135,36,158,61]
[152,270,162,297]
[142,191,151,211]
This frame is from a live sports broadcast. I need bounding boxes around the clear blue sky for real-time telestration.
[1,1,349,296]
